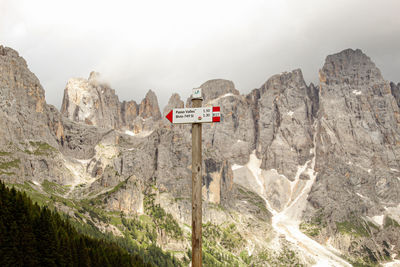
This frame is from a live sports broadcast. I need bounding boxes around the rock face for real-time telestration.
[391,82,400,108]
[305,49,400,262]
[312,48,400,213]
[199,79,239,102]
[163,93,184,116]
[0,46,105,186]
[186,79,240,107]
[257,69,316,180]
[120,100,139,126]
[0,46,62,184]
[1,45,400,266]
[138,90,161,120]
[0,45,51,143]
[61,72,122,128]
[61,74,161,131]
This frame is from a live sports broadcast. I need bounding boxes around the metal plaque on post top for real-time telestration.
[192,88,202,99]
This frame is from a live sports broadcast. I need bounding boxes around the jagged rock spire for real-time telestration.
[61,74,162,130]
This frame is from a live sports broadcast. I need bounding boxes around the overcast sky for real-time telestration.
[1,0,399,109]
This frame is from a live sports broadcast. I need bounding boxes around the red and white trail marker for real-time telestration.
[165,106,221,124]
[212,106,220,122]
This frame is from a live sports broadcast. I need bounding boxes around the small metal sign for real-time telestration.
[192,88,202,99]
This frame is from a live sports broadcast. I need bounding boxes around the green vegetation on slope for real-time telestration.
[0,151,11,156]
[201,221,247,266]
[41,179,70,195]
[253,243,304,266]
[384,216,400,228]
[144,192,183,240]
[3,177,311,266]
[120,215,183,267]
[72,195,183,267]
[2,180,185,267]
[300,209,326,237]
[336,218,371,238]
[25,141,57,156]
[0,180,149,267]
[0,158,20,175]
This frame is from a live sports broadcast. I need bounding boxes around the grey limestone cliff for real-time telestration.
[61,73,162,132]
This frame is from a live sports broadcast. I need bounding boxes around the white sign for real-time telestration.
[166,107,220,124]
[192,88,202,99]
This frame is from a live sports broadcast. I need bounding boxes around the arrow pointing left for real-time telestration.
[166,110,173,123]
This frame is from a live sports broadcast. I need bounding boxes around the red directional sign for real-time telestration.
[166,107,221,124]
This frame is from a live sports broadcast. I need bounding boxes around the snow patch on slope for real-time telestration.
[372,215,385,226]
[383,260,400,267]
[64,158,95,196]
[233,124,351,266]
[270,130,351,266]
[231,164,243,171]
[125,130,154,137]
[125,130,135,136]
[245,152,277,215]
[207,93,237,105]
[64,141,120,197]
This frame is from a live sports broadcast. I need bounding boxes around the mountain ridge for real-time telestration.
[1,44,400,266]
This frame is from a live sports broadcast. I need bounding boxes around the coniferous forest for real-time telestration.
[0,181,163,267]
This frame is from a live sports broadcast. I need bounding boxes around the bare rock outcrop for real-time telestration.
[307,48,400,262]
[163,93,184,116]
[61,74,162,133]
[257,69,316,180]
[311,48,400,216]
[138,89,161,120]
[200,79,239,102]
[0,46,105,185]
[390,81,400,108]
[0,45,50,143]
[61,71,122,128]
[186,79,240,107]
[120,100,139,126]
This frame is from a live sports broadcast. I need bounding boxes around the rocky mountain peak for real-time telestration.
[61,74,162,132]
[185,79,240,107]
[0,45,23,62]
[0,45,24,63]
[88,71,100,81]
[61,72,121,128]
[87,71,108,87]
[163,93,184,116]
[120,100,139,126]
[199,79,240,102]
[138,89,161,120]
[0,45,46,114]
[260,69,307,95]
[319,48,383,87]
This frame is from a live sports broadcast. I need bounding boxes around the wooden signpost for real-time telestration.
[166,88,221,267]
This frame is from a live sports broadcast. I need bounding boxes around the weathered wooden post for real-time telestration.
[191,90,202,267]
[165,88,221,267]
